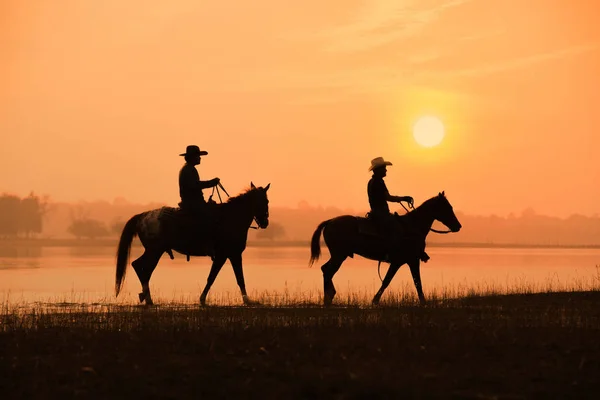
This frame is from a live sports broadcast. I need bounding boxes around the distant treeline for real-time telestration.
[1,193,600,246]
[0,193,47,238]
[0,193,123,239]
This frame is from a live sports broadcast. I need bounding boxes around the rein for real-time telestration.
[399,201,452,234]
[210,184,223,204]
[210,183,262,230]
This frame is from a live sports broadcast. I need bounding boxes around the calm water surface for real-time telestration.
[1,246,599,305]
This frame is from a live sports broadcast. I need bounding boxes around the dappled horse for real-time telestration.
[309,192,462,306]
[115,183,270,305]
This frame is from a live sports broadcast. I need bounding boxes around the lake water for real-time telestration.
[1,246,599,306]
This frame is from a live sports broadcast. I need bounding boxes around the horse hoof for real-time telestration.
[242,295,259,306]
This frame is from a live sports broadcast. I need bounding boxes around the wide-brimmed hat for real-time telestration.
[179,145,208,157]
[368,157,393,171]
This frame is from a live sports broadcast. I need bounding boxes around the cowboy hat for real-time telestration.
[179,145,208,157]
[368,157,393,171]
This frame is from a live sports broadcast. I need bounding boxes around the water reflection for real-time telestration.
[0,244,43,258]
[0,244,43,270]
[68,246,116,257]
[0,246,598,305]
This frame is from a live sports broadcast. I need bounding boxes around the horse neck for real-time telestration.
[404,202,436,238]
[221,195,255,230]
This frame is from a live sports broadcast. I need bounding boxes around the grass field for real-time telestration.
[2,287,600,399]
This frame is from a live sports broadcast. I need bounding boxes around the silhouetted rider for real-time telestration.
[178,145,220,255]
[367,157,429,263]
[179,145,220,210]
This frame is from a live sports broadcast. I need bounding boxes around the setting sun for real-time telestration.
[413,116,445,147]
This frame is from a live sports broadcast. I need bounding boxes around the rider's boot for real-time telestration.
[204,237,216,261]
[383,235,400,264]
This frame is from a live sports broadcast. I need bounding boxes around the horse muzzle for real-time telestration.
[255,218,269,229]
[451,223,462,233]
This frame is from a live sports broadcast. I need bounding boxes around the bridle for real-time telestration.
[399,200,453,234]
[210,183,266,230]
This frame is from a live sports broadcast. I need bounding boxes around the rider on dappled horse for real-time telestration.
[367,156,430,263]
[178,145,221,256]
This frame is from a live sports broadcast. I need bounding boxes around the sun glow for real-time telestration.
[413,116,445,147]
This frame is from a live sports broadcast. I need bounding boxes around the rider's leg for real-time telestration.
[391,215,430,263]
[379,214,398,262]
[196,207,216,259]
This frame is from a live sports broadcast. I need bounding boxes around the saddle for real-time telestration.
[357,217,382,237]
[358,214,430,264]
[158,205,218,260]
[358,213,408,238]
[162,202,219,229]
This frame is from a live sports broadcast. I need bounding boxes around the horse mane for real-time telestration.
[415,195,440,210]
[397,194,442,220]
[224,186,258,205]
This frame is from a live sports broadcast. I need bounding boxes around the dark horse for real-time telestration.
[309,192,462,306]
[115,182,270,306]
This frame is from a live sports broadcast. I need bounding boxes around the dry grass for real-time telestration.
[2,280,600,399]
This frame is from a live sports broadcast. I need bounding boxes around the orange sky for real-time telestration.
[1,0,599,218]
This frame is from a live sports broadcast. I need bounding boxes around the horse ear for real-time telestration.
[250,182,256,189]
[265,183,270,191]
[442,190,445,196]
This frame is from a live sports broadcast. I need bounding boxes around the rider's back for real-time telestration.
[367,175,390,216]
[179,163,205,209]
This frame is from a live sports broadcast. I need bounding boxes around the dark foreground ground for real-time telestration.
[1,291,600,399]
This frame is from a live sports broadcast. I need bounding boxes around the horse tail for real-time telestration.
[115,213,141,297]
[309,220,329,267]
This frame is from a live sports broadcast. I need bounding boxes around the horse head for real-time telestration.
[430,191,462,233]
[249,182,270,229]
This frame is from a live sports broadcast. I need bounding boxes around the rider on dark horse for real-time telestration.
[367,157,429,263]
[178,145,221,256]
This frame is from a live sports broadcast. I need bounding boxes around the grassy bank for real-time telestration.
[2,290,600,398]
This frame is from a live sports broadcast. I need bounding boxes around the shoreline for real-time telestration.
[0,237,599,250]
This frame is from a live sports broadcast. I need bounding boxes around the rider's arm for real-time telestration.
[182,166,219,190]
[198,178,219,189]
[386,194,412,203]
[382,184,404,203]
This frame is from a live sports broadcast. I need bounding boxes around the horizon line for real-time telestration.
[1,191,599,219]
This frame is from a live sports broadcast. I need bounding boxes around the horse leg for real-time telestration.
[321,255,346,307]
[372,263,403,305]
[199,254,228,306]
[408,259,426,305]
[320,259,335,306]
[131,252,149,302]
[131,250,163,306]
[228,253,258,306]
